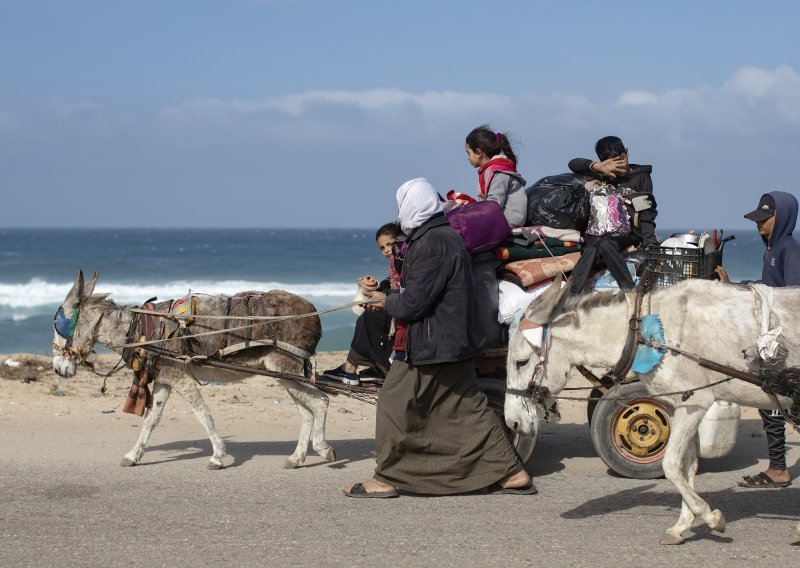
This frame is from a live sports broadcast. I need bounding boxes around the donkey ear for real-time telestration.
[524,275,566,325]
[65,269,85,306]
[83,270,100,298]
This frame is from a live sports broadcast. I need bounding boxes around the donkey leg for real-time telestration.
[660,402,722,545]
[281,380,335,467]
[299,384,335,462]
[173,377,228,469]
[121,382,172,467]
[282,385,314,469]
[661,435,700,544]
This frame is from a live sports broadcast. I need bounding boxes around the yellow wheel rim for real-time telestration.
[611,398,671,463]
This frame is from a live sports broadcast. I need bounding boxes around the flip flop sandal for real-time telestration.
[737,471,790,488]
[343,482,399,499]
[486,482,538,495]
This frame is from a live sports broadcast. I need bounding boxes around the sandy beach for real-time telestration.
[0,351,378,455]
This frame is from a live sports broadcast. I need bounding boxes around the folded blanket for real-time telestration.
[495,240,581,261]
[501,252,582,289]
[512,226,583,243]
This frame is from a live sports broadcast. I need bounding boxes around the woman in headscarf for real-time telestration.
[343,178,535,497]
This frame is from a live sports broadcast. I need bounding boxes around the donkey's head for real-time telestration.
[52,269,100,377]
[505,276,572,435]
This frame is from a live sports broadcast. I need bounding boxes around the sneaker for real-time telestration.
[320,366,360,386]
[358,368,385,384]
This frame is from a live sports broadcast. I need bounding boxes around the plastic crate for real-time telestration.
[644,246,723,288]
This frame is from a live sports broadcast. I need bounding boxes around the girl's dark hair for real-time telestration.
[595,136,626,161]
[466,125,518,165]
[375,222,402,241]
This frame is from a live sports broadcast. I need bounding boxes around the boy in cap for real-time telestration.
[717,191,800,488]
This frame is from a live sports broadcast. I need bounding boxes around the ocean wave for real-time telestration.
[0,277,356,311]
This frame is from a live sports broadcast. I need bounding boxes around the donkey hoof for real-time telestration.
[320,447,336,462]
[283,459,301,469]
[659,531,685,546]
[207,461,225,470]
[708,509,726,533]
[120,457,137,467]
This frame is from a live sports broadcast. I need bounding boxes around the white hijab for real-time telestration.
[396,177,443,235]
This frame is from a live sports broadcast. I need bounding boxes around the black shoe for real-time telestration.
[358,368,385,384]
[320,366,360,386]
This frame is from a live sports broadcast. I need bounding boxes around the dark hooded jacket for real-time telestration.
[759,191,800,287]
[384,213,484,365]
[568,158,658,247]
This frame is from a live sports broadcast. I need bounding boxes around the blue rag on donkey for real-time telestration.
[631,314,666,374]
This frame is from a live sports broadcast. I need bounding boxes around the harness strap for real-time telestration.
[215,339,312,361]
[603,288,644,383]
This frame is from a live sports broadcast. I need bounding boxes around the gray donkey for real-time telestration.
[52,270,336,470]
[506,277,800,545]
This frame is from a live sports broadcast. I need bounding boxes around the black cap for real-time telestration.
[744,194,776,223]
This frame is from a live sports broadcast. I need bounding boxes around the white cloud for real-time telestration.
[162,89,512,118]
[617,90,659,106]
[614,65,800,135]
[159,65,800,142]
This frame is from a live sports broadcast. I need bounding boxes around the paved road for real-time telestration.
[1,414,798,567]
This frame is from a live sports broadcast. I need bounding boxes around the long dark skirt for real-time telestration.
[348,309,393,374]
[373,359,522,494]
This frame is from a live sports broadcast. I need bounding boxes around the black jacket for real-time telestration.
[568,158,658,247]
[384,214,484,365]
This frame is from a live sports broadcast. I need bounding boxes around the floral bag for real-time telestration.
[585,182,631,237]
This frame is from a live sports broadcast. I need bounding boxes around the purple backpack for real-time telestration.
[446,200,511,253]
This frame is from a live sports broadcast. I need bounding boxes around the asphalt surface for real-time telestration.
[1,415,798,567]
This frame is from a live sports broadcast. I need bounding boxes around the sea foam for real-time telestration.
[0,277,355,313]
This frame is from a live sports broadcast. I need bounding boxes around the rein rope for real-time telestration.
[514,376,737,403]
[103,299,379,350]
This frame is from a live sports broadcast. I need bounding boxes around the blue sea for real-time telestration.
[0,227,772,356]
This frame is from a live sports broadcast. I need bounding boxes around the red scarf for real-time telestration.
[478,157,517,198]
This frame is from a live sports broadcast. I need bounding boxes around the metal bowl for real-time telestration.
[669,232,701,246]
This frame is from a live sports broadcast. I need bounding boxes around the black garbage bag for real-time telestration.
[526,173,590,231]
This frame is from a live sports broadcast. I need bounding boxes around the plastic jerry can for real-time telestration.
[698,401,741,459]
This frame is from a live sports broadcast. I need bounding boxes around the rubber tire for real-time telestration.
[586,387,603,425]
[478,378,537,465]
[590,382,673,480]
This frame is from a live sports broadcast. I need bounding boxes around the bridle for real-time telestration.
[52,300,103,367]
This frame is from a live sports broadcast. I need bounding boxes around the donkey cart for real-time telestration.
[481,237,746,480]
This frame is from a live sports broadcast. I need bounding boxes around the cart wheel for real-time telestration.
[586,387,603,425]
[478,378,537,465]
[590,382,673,479]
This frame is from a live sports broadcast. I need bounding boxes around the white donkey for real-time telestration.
[52,270,336,470]
[506,277,800,544]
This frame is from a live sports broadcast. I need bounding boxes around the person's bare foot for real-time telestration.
[763,468,790,483]
[499,468,531,490]
[738,468,791,488]
[342,478,398,498]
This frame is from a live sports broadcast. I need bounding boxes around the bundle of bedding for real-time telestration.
[499,251,581,289]
[494,238,581,261]
[497,225,583,289]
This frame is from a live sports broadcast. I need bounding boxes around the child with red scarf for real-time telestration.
[464,126,528,346]
[465,125,527,227]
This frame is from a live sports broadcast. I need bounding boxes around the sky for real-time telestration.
[1,0,799,231]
